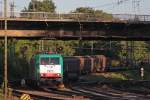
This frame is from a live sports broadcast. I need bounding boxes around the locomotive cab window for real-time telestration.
[40,58,49,65]
[50,58,60,65]
[40,57,60,65]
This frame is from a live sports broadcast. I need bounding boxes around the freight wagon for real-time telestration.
[63,55,107,80]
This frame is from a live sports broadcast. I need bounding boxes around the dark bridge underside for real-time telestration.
[0,19,150,40]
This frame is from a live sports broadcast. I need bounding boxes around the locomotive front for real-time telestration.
[28,53,64,87]
[39,54,63,81]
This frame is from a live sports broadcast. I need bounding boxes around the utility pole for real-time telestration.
[0,1,2,17]
[4,0,8,99]
[132,0,141,20]
[132,0,140,14]
[10,1,15,18]
[32,0,36,11]
[41,40,44,51]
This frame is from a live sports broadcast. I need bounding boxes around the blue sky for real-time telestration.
[1,0,150,14]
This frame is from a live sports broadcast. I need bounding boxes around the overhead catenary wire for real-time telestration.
[90,0,130,10]
[90,0,143,15]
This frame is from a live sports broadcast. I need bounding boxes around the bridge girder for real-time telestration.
[0,19,150,40]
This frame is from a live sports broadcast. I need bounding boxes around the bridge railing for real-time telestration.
[0,12,116,21]
[4,12,98,21]
[113,14,150,21]
[1,12,150,22]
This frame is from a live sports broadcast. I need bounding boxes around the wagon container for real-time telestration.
[87,56,95,72]
[76,56,92,74]
[94,55,107,71]
[63,57,80,80]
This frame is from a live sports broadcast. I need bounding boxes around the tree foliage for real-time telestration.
[22,0,56,12]
[72,7,114,21]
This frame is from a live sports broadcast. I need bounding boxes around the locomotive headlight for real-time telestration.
[57,73,61,76]
[41,73,43,76]
[41,73,45,77]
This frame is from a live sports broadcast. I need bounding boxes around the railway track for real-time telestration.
[13,89,61,100]
[43,86,104,100]
[42,80,150,100]
[71,85,150,100]
[70,80,150,100]
[11,80,150,100]
[12,87,89,100]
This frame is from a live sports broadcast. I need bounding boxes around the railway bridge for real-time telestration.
[0,12,150,40]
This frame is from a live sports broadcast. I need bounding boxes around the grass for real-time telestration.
[0,89,4,100]
[125,64,150,80]
[0,88,19,100]
[79,72,128,82]
[142,64,150,80]
[79,67,147,82]
[125,70,141,80]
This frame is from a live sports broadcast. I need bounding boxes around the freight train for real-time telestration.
[23,52,137,86]
[24,52,108,86]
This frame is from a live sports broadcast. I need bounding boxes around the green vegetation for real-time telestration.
[0,89,3,100]
[0,94,3,100]
[80,72,127,82]
[72,7,114,21]
[22,0,56,12]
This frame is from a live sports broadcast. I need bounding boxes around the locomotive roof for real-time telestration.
[33,53,62,58]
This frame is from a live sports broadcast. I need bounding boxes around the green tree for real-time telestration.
[42,40,76,56]
[73,7,95,13]
[72,7,114,21]
[22,0,56,12]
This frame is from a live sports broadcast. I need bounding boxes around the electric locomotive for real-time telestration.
[28,52,64,86]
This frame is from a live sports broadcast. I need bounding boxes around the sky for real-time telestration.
[1,0,150,15]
